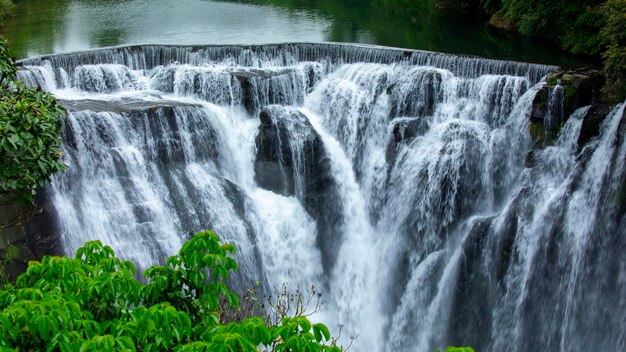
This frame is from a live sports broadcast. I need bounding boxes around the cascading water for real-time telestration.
[17,43,625,351]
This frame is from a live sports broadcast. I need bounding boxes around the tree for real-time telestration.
[601,0,626,101]
[478,0,626,102]
[0,231,343,351]
[0,0,15,25]
[0,37,66,208]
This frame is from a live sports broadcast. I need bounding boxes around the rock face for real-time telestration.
[488,10,516,31]
[577,102,613,148]
[434,0,476,13]
[545,70,602,114]
[60,95,202,114]
[255,107,309,196]
[386,117,430,167]
[254,106,343,274]
[0,189,63,282]
[529,69,603,147]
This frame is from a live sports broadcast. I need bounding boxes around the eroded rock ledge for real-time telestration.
[529,69,607,148]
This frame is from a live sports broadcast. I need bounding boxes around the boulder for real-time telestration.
[255,107,300,196]
[530,69,603,147]
[254,106,344,275]
[577,102,613,148]
[529,87,551,146]
[60,95,201,113]
[544,69,602,117]
[386,117,430,167]
[488,10,516,32]
[236,76,257,115]
[0,188,63,282]
[434,0,476,13]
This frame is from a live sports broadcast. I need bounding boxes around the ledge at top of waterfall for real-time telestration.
[18,43,557,84]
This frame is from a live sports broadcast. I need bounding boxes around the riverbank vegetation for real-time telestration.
[0,231,344,351]
[0,37,66,206]
[466,0,626,101]
[0,0,14,25]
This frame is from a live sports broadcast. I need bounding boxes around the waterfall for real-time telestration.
[17,43,625,352]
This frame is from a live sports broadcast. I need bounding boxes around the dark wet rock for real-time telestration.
[530,86,550,124]
[544,70,602,116]
[254,106,343,275]
[447,217,495,351]
[23,188,64,257]
[60,95,201,113]
[237,77,257,115]
[488,10,516,31]
[232,68,296,116]
[577,102,613,148]
[230,67,294,80]
[386,117,430,167]
[434,0,477,13]
[0,188,63,282]
[530,69,603,147]
[447,197,519,350]
[529,85,563,146]
[525,150,537,168]
[255,108,297,196]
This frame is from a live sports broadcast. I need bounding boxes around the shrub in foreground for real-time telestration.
[0,231,475,351]
[0,231,340,351]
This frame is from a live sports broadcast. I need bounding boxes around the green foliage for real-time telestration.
[0,0,15,25]
[561,4,605,55]
[480,0,626,102]
[0,37,67,204]
[483,0,605,48]
[0,245,18,285]
[436,348,475,352]
[600,0,626,102]
[0,231,342,351]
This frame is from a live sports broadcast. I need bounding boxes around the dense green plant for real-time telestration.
[0,231,342,351]
[600,0,626,101]
[479,0,626,102]
[0,37,67,205]
[0,0,15,25]
[480,0,606,51]
[438,348,474,352]
[0,244,18,285]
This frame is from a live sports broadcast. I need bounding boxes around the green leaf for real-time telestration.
[38,316,50,340]
[7,134,19,147]
[312,323,330,341]
[299,317,312,332]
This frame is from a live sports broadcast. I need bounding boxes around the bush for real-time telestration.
[0,37,67,205]
[437,348,474,352]
[0,231,342,351]
[480,0,626,102]
[0,245,18,285]
[601,0,626,102]
[0,0,15,25]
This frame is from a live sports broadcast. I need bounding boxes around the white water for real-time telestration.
[17,44,625,351]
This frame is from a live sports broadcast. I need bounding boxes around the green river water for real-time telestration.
[2,0,591,66]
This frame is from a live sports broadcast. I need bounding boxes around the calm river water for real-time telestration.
[2,0,588,66]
